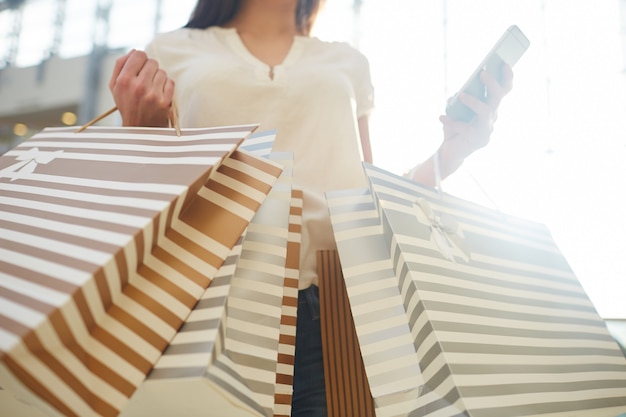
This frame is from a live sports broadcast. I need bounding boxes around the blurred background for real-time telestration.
[1,0,625,339]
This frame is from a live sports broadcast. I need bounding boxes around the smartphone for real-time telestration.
[445,25,530,122]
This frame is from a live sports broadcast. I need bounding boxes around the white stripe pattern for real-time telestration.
[225,153,293,416]
[0,125,282,417]
[272,187,302,417]
[361,163,626,417]
[122,132,282,417]
[325,187,424,413]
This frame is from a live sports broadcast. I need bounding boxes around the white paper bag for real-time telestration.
[327,162,626,417]
[0,125,283,417]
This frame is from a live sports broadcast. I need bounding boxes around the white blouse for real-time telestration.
[146,26,375,288]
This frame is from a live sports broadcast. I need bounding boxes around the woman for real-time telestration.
[109,1,513,415]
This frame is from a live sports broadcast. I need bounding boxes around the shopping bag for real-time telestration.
[235,129,302,416]
[0,125,284,417]
[273,186,303,417]
[119,153,301,417]
[325,187,425,416]
[329,162,626,417]
[236,130,303,416]
[118,232,247,417]
[223,152,294,416]
[318,248,376,417]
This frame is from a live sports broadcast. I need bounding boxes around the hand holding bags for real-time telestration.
[0,125,283,417]
[327,163,626,417]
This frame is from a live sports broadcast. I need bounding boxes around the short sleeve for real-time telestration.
[143,29,190,66]
[144,41,157,59]
[352,49,375,118]
[144,31,167,61]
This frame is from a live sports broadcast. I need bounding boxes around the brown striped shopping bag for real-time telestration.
[327,164,626,417]
[119,154,301,417]
[317,248,376,417]
[222,153,297,417]
[0,125,283,417]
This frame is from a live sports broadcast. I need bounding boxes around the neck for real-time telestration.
[227,1,300,37]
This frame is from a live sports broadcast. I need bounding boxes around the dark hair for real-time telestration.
[184,0,322,35]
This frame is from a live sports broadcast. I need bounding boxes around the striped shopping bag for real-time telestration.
[0,125,283,417]
[325,187,425,416]
[120,154,302,417]
[327,163,626,417]
[223,152,295,416]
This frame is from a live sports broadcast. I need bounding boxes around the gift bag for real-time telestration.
[118,233,247,417]
[0,125,284,417]
[119,153,301,417]
[328,163,626,417]
[273,186,303,417]
[238,129,277,157]
[238,131,303,416]
[317,248,376,417]
[223,152,295,416]
[237,130,302,417]
[325,187,425,416]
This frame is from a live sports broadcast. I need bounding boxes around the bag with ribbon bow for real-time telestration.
[325,162,626,417]
[0,113,285,417]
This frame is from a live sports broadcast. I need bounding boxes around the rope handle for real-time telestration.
[75,99,180,136]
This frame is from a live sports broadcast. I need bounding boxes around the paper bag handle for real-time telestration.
[75,99,181,136]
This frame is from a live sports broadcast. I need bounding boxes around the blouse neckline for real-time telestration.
[212,26,306,80]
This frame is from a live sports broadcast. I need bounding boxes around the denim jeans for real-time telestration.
[291,285,328,417]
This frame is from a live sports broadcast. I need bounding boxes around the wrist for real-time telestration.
[438,140,466,176]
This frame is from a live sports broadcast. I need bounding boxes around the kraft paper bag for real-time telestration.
[119,154,301,417]
[317,248,377,417]
[0,125,283,417]
[329,162,626,417]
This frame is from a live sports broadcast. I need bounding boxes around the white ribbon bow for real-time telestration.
[413,198,471,263]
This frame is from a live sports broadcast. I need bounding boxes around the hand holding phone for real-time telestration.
[445,25,530,122]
